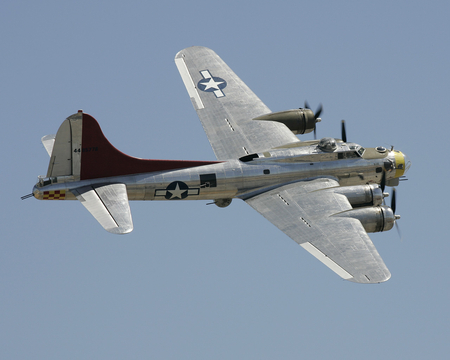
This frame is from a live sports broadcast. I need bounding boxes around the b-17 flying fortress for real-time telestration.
[26,47,411,283]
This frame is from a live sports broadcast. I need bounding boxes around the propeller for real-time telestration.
[390,187,402,240]
[380,170,386,193]
[341,120,347,143]
[379,173,402,239]
[391,187,397,214]
[304,101,323,139]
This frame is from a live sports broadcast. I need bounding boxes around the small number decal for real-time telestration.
[74,147,98,153]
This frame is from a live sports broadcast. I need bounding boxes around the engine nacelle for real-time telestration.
[253,109,317,134]
[333,206,396,233]
[329,184,385,207]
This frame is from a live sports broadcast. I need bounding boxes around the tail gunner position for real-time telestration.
[25,47,411,284]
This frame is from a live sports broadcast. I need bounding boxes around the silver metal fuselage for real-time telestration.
[34,143,405,202]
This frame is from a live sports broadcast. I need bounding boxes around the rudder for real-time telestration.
[46,111,83,180]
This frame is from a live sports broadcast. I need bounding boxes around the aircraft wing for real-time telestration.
[72,183,133,234]
[245,178,391,283]
[175,46,299,160]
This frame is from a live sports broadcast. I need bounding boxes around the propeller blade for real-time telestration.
[395,222,403,242]
[391,187,397,214]
[315,104,323,119]
[304,101,321,139]
[380,171,386,193]
[341,120,347,142]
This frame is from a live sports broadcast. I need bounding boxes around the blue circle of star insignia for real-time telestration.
[165,181,189,200]
[197,77,227,92]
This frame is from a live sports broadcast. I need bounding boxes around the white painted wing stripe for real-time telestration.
[175,57,204,110]
[300,242,353,280]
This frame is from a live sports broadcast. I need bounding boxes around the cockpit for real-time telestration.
[347,144,366,157]
[238,138,369,164]
[317,138,365,158]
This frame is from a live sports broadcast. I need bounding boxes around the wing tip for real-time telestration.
[175,46,215,59]
[347,270,391,284]
[107,226,134,235]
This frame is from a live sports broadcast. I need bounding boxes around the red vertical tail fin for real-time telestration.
[47,111,220,181]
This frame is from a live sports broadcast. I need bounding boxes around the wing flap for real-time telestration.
[245,178,391,283]
[72,183,133,234]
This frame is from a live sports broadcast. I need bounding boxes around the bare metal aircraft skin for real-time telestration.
[29,46,411,284]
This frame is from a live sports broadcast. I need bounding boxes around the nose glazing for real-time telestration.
[392,150,409,178]
[403,153,411,173]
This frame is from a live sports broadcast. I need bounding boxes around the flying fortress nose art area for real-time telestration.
[26,46,410,283]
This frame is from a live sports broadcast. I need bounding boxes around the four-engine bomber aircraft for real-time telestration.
[27,46,411,283]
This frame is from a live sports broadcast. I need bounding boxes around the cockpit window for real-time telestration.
[357,147,365,156]
[338,151,360,159]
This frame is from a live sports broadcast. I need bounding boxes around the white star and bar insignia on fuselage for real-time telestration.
[197,70,227,97]
[154,181,200,200]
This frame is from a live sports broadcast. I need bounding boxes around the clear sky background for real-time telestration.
[2,1,449,359]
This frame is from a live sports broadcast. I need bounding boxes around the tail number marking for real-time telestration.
[74,147,99,153]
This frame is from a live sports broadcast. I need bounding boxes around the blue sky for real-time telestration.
[2,1,449,359]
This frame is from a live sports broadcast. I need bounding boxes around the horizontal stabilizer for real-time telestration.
[41,134,55,157]
[72,183,133,234]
